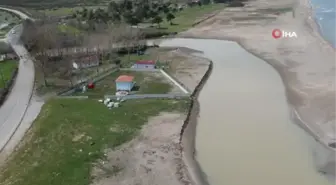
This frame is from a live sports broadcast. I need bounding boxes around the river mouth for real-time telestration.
[155,38,334,185]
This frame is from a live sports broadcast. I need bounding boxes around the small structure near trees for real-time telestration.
[132,60,156,69]
[72,54,100,70]
[115,75,135,92]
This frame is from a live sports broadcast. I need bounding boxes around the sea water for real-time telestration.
[310,0,336,47]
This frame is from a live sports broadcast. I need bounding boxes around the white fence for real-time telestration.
[104,93,189,100]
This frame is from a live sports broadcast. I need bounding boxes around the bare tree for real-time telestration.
[62,56,75,87]
[32,24,58,86]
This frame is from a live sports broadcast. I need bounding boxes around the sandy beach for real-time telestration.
[180,0,335,170]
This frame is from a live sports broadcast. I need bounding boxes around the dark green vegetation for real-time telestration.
[0,98,190,185]
[73,70,172,97]
[72,0,226,31]
[0,60,18,88]
[0,0,107,9]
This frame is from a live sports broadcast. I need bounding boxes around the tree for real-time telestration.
[134,6,146,21]
[88,9,94,20]
[149,9,158,19]
[122,0,133,11]
[62,56,74,87]
[122,11,133,23]
[111,13,122,22]
[166,13,175,25]
[202,0,211,5]
[81,8,88,19]
[34,25,58,86]
[130,16,141,27]
[152,15,163,28]
[162,4,170,14]
[151,2,159,9]
[22,22,59,87]
[108,1,120,13]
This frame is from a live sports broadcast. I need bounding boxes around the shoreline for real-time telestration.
[175,0,336,181]
[179,58,213,185]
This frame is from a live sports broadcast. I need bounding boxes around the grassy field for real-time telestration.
[0,31,6,38]
[0,98,190,185]
[73,70,172,97]
[165,4,226,32]
[0,0,107,8]
[41,6,105,16]
[0,60,18,88]
[58,24,81,34]
[147,4,226,33]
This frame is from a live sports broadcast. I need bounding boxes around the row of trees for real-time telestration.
[73,0,180,29]
[70,0,245,31]
[20,19,145,87]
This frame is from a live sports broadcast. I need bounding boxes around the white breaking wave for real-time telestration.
[321,9,335,13]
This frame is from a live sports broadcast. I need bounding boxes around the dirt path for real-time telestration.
[91,112,190,185]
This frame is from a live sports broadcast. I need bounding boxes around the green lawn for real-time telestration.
[0,98,190,185]
[41,6,105,16]
[58,24,81,34]
[0,60,18,88]
[160,4,226,33]
[73,70,172,97]
[0,31,5,38]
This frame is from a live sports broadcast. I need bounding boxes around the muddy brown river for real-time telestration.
[156,38,333,185]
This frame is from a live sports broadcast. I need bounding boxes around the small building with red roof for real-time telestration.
[132,60,156,69]
[115,75,135,92]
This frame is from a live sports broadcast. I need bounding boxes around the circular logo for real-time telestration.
[272,29,282,39]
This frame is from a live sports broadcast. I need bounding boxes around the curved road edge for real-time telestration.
[0,7,33,20]
[0,6,41,162]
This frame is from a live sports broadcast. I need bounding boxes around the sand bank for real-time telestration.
[178,0,335,175]
[88,48,211,185]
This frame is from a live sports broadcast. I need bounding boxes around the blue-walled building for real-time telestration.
[115,75,135,91]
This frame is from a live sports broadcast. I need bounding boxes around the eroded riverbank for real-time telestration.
[180,0,336,153]
[157,38,333,185]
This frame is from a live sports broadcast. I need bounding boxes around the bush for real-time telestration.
[228,0,245,7]
[141,28,176,39]
[0,68,18,107]
[0,42,13,54]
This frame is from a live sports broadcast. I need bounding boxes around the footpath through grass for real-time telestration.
[0,98,190,185]
[0,60,18,88]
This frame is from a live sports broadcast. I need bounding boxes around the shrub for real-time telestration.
[0,68,18,107]
[228,0,245,7]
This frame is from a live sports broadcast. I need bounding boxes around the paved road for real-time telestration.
[0,13,35,152]
[0,7,33,20]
